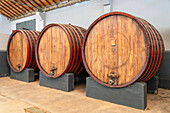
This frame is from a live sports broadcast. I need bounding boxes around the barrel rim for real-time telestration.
[82,12,150,88]
[7,30,29,72]
[35,24,71,78]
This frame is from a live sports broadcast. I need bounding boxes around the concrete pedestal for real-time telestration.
[147,76,159,94]
[10,68,34,82]
[86,77,147,110]
[39,71,74,92]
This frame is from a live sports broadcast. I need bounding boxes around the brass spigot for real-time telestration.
[50,66,57,75]
[16,64,21,70]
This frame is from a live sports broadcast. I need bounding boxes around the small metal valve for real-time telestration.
[108,72,119,85]
[50,66,57,75]
[109,80,114,85]
[16,64,21,70]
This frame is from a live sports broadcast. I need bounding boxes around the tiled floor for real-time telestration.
[0,77,169,113]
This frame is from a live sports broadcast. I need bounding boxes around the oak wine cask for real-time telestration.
[82,12,165,88]
[35,24,86,78]
[7,30,39,72]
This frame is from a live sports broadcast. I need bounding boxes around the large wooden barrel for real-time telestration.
[7,30,39,72]
[82,12,165,88]
[35,24,86,78]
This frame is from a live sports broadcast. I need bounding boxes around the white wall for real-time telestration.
[0,15,11,34]
[0,15,10,50]
[45,0,106,29]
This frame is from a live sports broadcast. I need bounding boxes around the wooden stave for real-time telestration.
[24,31,35,68]
[7,30,29,72]
[29,30,39,71]
[35,24,69,78]
[71,25,86,76]
[61,24,80,75]
[137,17,159,81]
[150,24,165,66]
[82,12,164,88]
[7,30,39,72]
[18,30,39,71]
[82,12,150,88]
[136,17,158,82]
[136,18,164,82]
[58,24,85,77]
[27,30,39,72]
[32,31,40,72]
[35,24,86,78]
[23,30,39,72]
[144,21,160,81]
[68,25,86,76]
[62,25,85,76]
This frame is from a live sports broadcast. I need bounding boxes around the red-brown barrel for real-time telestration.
[7,30,39,72]
[35,24,86,78]
[82,12,165,88]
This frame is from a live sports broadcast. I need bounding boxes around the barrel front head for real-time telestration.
[82,12,164,88]
[7,30,28,72]
[7,30,39,72]
[36,24,86,78]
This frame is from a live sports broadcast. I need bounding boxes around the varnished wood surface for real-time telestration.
[7,30,39,72]
[82,12,165,88]
[136,17,164,82]
[36,24,86,78]
[9,31,27,71]
[84,15,147,86]
[38,26,70,76]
